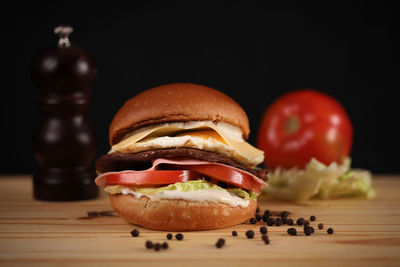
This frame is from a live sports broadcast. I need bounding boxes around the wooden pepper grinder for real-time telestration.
[32,26,98,201]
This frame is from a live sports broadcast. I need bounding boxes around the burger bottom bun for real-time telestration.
[109,194,257,231]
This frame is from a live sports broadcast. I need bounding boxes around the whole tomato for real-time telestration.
[257,90,353,169]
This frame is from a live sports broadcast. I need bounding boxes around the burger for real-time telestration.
[95,83,267,230]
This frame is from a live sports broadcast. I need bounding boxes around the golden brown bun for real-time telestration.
[109,194,256,231]
[109,83,249,145]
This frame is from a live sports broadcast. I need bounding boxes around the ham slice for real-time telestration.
[95,158,267,188]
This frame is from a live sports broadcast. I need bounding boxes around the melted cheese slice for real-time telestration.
[110,121,264,167]
[176,130,228,145]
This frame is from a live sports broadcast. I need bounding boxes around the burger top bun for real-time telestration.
[109,83,250,145]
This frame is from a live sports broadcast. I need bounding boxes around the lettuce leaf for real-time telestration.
[263,158,375,201]
[105,180,258,200]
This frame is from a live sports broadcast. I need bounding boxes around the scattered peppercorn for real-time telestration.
[215,238,225,248]
[287,228,297,236]
[264,239,270,244]
[130,229,140,237]
[266,217,275,226]
[281,211,290,218]
[303,220,310,227]
[255,214,262,221]
[287,219,294,225]
[282,217,288,224]
[296,218,304,226]
[318,223,324,230]
[264,210,271,216]
[154,243,161,251]
[304,227,312,236]
[275,218,282,226]
[310,215,316,221]
[310,227,315,234]
[162,242,169,249]
[261,234,269,242]
[260,226,268,234]
[145,241,153,249]
[327,228,334,234]
[232,231,238,236]
[245,230,255,239]
[250,217,257,224]
[166,233,173,240]
[262,215,269,222]
[176,233,184,240]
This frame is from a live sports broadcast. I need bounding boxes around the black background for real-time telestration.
[2,1,399,174]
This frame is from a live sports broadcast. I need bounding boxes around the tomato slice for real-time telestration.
[164,164,263,194]
[106,170,201,186]
[103,163,263,194]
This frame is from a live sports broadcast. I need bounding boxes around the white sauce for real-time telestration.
[118,188,250,208]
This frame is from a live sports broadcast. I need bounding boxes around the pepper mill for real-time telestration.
[32,26,98,201]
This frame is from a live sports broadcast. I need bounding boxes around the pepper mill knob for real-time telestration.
[32,26,98,201]
[54,25,73,48]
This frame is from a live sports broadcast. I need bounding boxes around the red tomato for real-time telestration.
[166,164,263,193]
[257,90,353,169]
[105,163,263,193]
[106,170,202,186]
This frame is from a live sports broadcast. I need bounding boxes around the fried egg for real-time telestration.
[109,121,264,168]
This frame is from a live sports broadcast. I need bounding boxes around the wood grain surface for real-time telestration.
[0,175,399,266]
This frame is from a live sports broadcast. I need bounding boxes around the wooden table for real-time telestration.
[0,175,399,266]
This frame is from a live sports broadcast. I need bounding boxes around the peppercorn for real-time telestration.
[264,239,270,244]
[250,217,257,224]
[245,230,255,239]
[287,228,297,236]
[304,227,312,236]
[162,242,169,249]
[215,238,225,248]
[256,206,260,213]
[262,214,269,222]
[261,234,269,242]
[287,218,294,225]
[303,220,310,227]
[266,217,275,226]
[154,243,161,251]
[310,215,316,221]
[327,228,334,234]
[264,210,271,216]
[282,217,288,224]
[296,218,304,226]
[281,211,290,218]
[232,230,238,236]
[318,223,324,230]
[275,218,282,226]
[255,214,262,221]
[260,226,268,234]
[130,229,140,237]
[175,233,184,240]
[310,226,315,234]
[145,241,153,249]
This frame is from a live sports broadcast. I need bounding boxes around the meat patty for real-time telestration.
[96,148,267,179]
